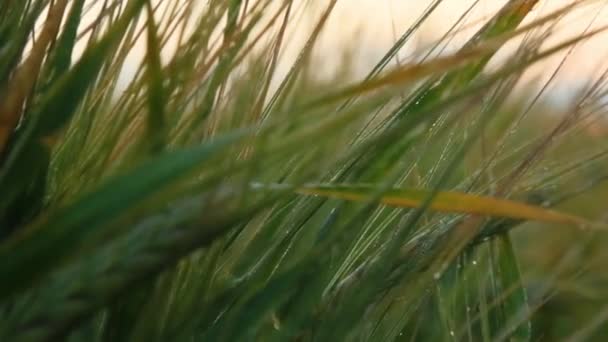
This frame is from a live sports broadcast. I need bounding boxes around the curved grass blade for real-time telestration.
[0,0,69,151]
[0,0,46,90]
[493,235,531,341]
[0,0,147,185]
[41,0,86,89]
[2,192,269,342]
[0,0,148,238]
[208,262,317,342]
[144,0,166,154]
[0,131,245,301]
[294,184,590,227]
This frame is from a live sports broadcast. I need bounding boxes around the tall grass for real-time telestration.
[1,0,608,341]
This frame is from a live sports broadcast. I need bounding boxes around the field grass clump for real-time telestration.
[1,0,608,341]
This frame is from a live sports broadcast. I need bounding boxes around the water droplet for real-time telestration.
[450,330,455,337]
[472,260,477,266]
[433,272,442,280]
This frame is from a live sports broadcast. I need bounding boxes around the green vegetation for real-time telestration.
[1,0,607,341]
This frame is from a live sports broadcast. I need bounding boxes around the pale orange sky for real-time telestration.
[300,0,608,85]
[92,0,608,101]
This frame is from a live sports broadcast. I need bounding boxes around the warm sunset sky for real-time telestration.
[298,0,608,100]
[95,0,608,102]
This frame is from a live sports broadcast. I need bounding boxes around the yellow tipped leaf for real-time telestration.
[296,184,590,227]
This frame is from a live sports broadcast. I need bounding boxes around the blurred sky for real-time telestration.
[92,0,608,103]
[295,0,608,103]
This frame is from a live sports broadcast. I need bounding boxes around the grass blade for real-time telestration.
[493,235,532,341]
[0,131,244,300]
[294,184,590,226]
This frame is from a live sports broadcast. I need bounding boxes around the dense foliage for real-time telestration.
[1,0,607,341]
